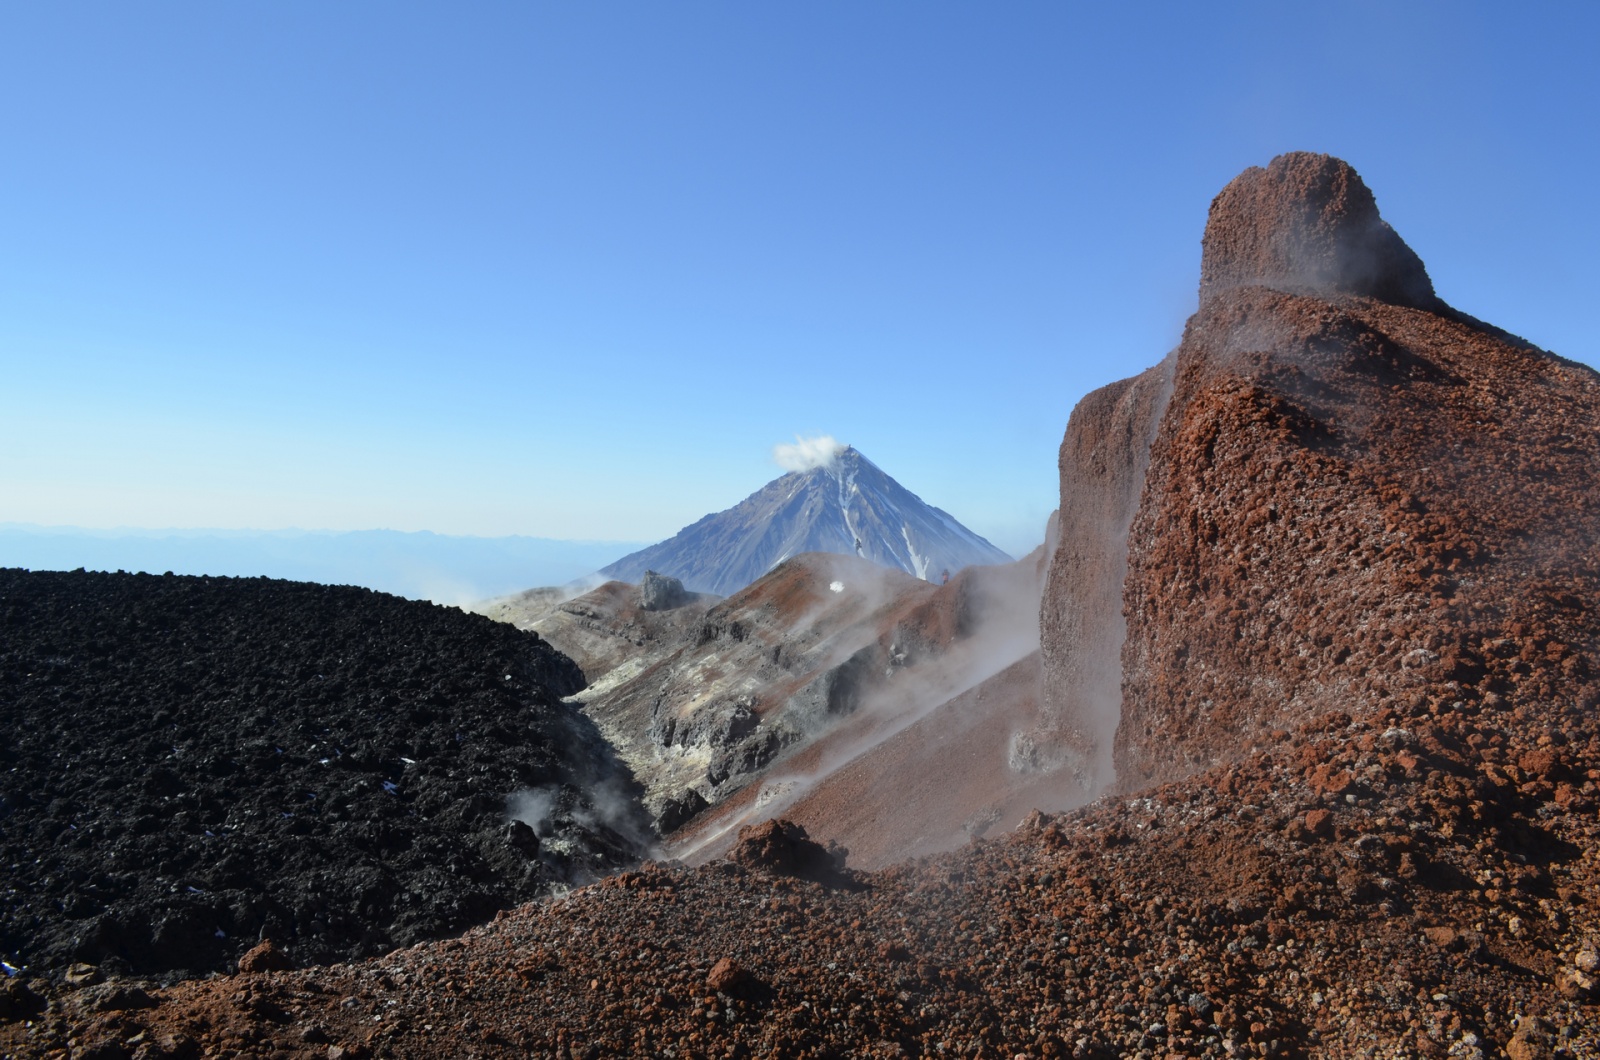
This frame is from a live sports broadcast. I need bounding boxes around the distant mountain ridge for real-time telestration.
[600,445,1011,595]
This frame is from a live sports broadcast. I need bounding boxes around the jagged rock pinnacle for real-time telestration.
[1199,152,1440,310]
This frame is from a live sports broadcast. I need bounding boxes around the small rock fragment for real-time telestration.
[238,939,295,974]
[707,957,751,994]
[64,962,102,987]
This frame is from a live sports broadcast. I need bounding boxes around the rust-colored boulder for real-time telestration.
[706,957,752,994]
[237,939,295,974]
[1097,153,1600,788]
[728,819,846,880]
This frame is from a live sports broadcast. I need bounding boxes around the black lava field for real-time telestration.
[0,569,649,982]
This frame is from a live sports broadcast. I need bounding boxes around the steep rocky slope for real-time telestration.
[1033,359,1173,793]
[0,570,650,982]
[474,576,723,696]
[1034,152,1600,801]
[522,551,1044,840]
[665,539,1054,868]
[1119,153,1599,790]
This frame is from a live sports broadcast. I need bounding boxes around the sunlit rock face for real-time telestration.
[1034,152,1600,793]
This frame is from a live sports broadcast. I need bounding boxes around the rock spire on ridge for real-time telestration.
[1199,152,1440,310]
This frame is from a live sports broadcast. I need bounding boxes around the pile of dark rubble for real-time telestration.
[0,569,651,983]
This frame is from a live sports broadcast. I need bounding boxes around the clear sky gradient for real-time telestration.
[4,3,1596,557]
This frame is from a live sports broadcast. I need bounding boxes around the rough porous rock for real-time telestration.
[1199,151,1440,310]
[1114,163,1600,788]
[1035,356,1174,790]
[0,569,649,981]
[726,819,849,882]
[236,940,294,975]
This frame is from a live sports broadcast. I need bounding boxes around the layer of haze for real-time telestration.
[3,3,1596,561]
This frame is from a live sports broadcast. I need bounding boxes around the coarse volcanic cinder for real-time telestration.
[0,569,651,982]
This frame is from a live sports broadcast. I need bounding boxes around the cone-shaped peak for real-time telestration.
[1200,152,1439,309]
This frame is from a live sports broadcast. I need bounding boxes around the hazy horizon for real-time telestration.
[0,523,651,605]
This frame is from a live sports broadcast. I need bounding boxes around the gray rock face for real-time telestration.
[600,446,1011,595]
[639,570,690,611]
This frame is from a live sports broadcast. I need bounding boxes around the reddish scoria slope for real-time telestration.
[10,710,1599,1057]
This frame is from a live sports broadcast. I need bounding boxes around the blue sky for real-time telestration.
[3,3,1596,557]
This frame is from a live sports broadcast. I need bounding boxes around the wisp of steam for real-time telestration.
[774,435,845,473]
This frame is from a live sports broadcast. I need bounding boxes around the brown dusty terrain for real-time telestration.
[10,699,1598,1057]
[6,153,1598,1058]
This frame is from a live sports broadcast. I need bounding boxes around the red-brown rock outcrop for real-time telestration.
[1114,152,1600,787]
[1198,152,1441,310]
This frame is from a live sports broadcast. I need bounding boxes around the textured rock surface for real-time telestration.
[550,550,1042,841]
[1113,153,1600,788]
[14,706,1600,1057]
[1199,151,1440,310]
[0,569,649,981]
[638,570,691,611]
[654,536,1052,870]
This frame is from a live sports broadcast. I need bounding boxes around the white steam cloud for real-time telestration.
[774,435,845,472]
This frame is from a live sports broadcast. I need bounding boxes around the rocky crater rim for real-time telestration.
[1199,151,1440,310]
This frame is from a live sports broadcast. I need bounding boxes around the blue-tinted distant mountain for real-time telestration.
[600,445,1011,595]
[0,525,645,604]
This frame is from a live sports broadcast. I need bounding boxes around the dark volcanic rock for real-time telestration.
[0,569,650,981]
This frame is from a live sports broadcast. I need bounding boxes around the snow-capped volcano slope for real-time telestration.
[601,446,1011,595]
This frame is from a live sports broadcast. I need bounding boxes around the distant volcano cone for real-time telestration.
[601,446,1010,595]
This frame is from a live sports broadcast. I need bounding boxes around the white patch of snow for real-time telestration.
[829,581,844,593]
[901,525,932,581]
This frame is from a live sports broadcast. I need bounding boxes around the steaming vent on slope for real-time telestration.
[518,517,1094,868]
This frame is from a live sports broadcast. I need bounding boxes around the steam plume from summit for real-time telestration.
[773,435,845,473]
